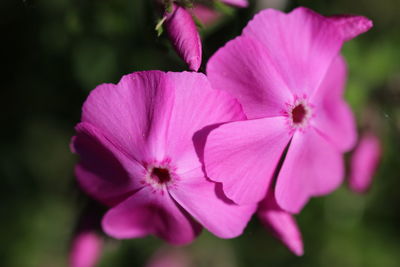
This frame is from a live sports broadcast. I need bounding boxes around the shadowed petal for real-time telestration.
[311,56,357,152]
[203,117,291,205]
[207,35,292,119]
[170,168,256,238]
[102,186,202,245]
[349,133,381,193]
[72,122,145,206]
[165,4,202,71]
[258,191,303,256]
[276,127,344,213]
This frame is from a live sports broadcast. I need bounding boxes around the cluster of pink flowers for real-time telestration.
[70,3,381,266]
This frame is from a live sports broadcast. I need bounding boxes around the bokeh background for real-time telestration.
[2,0,400,266]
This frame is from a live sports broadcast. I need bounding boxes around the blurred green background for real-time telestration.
[1,0,399,266]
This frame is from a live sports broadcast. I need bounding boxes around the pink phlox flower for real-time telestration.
[164,3,202,71]
[204,7,372,213]
[349,133,381,193]
[71,71,256,245]
[257,188,303,256]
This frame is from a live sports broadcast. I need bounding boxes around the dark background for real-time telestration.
[1,0,399,266]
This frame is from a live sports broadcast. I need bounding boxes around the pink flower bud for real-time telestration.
[165,4,202,71]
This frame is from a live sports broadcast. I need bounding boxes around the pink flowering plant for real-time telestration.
[69,2,381,266]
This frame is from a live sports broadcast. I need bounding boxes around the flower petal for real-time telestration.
[311,56,357,152]
[258,191,303,256]
[81,71,174,163]
[329,15,373,41]
[165,4,202,71]
[102,186,202,245]
[170,168,256,238]
[276,127,344,213]
[207,35,292,119]
[242,7,344,96]
[349,133,381,193]
[203,117,292,205]
[72,122,144,206]
[164,72,245,173]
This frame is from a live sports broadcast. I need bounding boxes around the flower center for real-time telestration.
[285,97,313,131]
[292,103,307,124]
[142,159,178,192]
[150,167,171,184]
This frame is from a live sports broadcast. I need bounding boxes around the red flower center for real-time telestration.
[292,103,307,124]
[150,167,171,184]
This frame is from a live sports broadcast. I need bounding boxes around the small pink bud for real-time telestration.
[165,4,202,71]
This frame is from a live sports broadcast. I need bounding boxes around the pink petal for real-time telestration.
[329,15,373,41]
[72,122,144,206]
[164,72,245,173]
[221,0,249,8]
[207,35,292,119]
[276,127,344,213]
[165,4,202,71]
[192,4,221,27]
[242,7,344,97]
[69,231,103,267]
[349,133,381,193]
[258,191,303,256]
[170,168,256,238]
[203,117,292,205]
[102,186,202,245]
[311,56,357,152]
[81,71,174,163]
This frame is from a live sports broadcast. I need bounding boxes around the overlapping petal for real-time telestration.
[311,56,357,152]
[207,35,292,119]
[164,72,245,173]
[102,186,202,245]
[170,168,256,238]
[203,117,292,205]
[276,128,344,213]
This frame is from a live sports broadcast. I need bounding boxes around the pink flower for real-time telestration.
[165,4,202,71]
[203,7,372,213]
[71,71,256,245]
[258,189,303,256]
[349,133,381,193]
[69,231,103,267]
